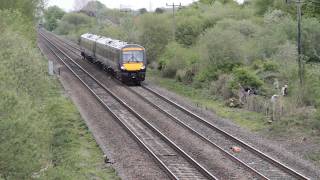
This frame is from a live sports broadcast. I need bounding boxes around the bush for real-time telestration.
[198,26,244,72]
[55,13,94,36]
[231,67,264,90]
[302,18,320,62]
[43,6,65,31]
[159,42,199,80]
[175,15,205,46]
[0,10,117,179]
[262,61,279,72]
[194,66,219,83]
[209,74,233,99]
[137,14,172,64]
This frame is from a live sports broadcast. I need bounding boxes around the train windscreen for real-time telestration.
[122,51,144,63]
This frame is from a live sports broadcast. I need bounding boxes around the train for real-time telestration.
[79,33,146,84]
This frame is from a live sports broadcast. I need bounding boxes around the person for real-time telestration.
[281,85,288,96]
[238,84,247,105]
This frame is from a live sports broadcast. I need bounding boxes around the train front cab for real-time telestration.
[119,46,146,83]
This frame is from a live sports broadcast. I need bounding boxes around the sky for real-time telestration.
[47,0,200,11]
[47,0,245,12]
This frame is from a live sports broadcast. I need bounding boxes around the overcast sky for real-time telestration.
[47,0,198,11]
[47,0,244,12]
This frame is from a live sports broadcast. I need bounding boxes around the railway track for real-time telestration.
[39,29,310,180]
[39,30,217,180]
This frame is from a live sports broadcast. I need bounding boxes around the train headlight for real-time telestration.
[120,66,125,70]
[141,65,145,70]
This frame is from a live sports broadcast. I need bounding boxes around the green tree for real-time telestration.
[0,0,44,20]
[175,16,204,46]
[254,0,275,15]
[199,0,216,6]
[303,0,320,19]
[155,8,164,14]
[44,6,65,31]
[138,14,172,64]
[139,8,148,14]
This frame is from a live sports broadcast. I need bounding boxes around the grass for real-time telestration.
[147,69,267,132]
[0,10,119,179]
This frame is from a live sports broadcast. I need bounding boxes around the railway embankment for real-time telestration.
[0,11,118,179]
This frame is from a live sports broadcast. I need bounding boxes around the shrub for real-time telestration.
[197,27,244,73]
[209,74,233,99]
[231,67,264,89]
[159,42,199,80]
[175,15,205,46]
[55,13,94,36]
[137,14,172,64]
[302,18,320,63]
[43,6,65,31]
[194,66,219,83]
[262,61,279,72]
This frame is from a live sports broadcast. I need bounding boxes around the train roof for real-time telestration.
[81,33,134,50]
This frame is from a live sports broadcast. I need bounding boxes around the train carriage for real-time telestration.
[79,33,146,83]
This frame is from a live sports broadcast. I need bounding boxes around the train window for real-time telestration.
[122,51,144,62]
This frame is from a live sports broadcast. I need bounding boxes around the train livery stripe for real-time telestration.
[123,63,143,71]
[122,48,144,51]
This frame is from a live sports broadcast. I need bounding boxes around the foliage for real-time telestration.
[198,25,244,73]
[303,64,320,107]
[54,12,94,40]
[231,67,264,89]
[302,18,320,62]
[155,8,164,14]
[303,0,320,19]
[199,0,216,6]
[0,0,45,20]
[0,7,117,179]
[0,10,35,41]
[139,8,148,14]
[137,13,172,64]
[44,6,65,31]
[175,15,205,46]
[158,42,199,82]
[254,0,274,15]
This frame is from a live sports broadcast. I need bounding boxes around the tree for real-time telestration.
[0,0,44,20]
[139,8,148,14]
[254,0,275,15]
[175,16,204,46]
[303,0,320,20]
[73,0,92,11]
[155,8,164,14]
[138,14,172,64]
[199,0,216,6]
[44,6,65,31]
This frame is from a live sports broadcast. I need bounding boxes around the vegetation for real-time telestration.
[0,1,118,179]
[43,6,65,31]
[47,0,320,165]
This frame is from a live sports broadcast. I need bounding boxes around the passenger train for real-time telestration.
[79,33,146,84]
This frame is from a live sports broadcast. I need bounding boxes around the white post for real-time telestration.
[48,60,54,75]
